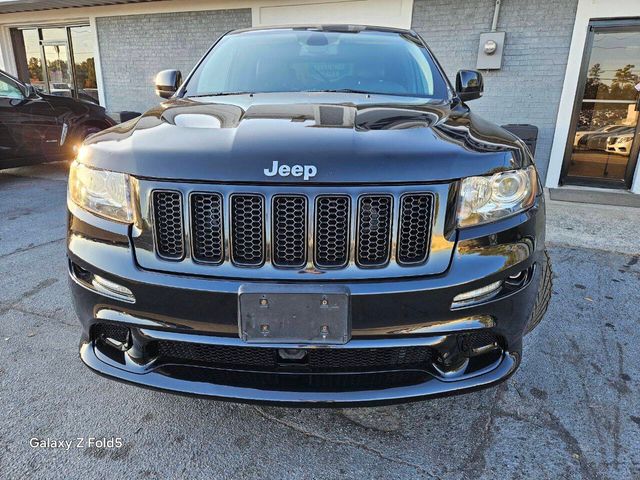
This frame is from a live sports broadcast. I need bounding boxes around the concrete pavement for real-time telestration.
[0,162,639,479]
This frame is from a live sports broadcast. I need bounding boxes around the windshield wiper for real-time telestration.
[188,91,255,98]
[304,89,375,95]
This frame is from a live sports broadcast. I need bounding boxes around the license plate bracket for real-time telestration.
[238,284,351,344]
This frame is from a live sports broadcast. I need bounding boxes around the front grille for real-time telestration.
[356,195,392,267]
[150,188,435,273]
[230,195,265,266]
[156,340,434,372]
[315,195,350,268]
[398,194,433,265]
[152,191,184,260]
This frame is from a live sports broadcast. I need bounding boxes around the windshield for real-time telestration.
[184,29,449,99]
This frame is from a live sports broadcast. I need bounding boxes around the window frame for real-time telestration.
[560,18,640,190]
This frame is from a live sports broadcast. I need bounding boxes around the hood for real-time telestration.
[83,93,529,184]
[40,92,103,110]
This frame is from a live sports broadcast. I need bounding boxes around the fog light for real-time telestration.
[69,262,136,303]
[92,274,134,300]
[452,281,502,307]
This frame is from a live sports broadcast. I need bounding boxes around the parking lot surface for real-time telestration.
[1,162,639,479]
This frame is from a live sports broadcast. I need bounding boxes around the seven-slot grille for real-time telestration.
[152,190,434,270]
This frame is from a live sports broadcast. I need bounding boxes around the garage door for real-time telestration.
[257,0,413,29]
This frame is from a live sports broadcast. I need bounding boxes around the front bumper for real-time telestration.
[68,195,545,405]
[79,329,520,406]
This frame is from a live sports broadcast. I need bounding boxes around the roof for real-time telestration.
[230,24,414,36]
[0,0,158,14]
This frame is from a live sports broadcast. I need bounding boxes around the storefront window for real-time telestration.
[22,29,45,92]
[70,26,99,103]
[563,26,640,188]
[10,25,100,105]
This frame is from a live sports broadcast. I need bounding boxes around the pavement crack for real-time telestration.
[612,342,625,469]
[0,237,65,260]
[540,410,599,480]
[489,403,599,480]
[546,241,639,257]
[252,406,441,479]
[7,305,75,328]
[462,382,506,479]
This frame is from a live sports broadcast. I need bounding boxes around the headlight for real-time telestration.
[68,161,133,223]
[457,166,537,228]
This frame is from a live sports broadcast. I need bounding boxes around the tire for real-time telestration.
[524,250,553,335]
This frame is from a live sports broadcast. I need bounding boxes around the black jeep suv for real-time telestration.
[67,25,551,405]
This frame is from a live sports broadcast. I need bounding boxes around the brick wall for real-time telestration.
[96,9,252,115]
[411,0,579,180]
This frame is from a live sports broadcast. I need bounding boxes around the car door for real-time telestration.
[0,74,26,164]
[0,72,62,168]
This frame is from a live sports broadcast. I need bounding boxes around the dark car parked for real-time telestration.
[0,69,115,169]
[67,25,551,406]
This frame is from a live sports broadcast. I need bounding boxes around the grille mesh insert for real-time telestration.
[315,196,350,267]
[398,194,433,265]
[231,195,264,266]
[157,341,276,368]
[357,195,392,266]
[191,193,224,264]
[272,196,307,267]
[152,191,184,259]
[155,340,434,372]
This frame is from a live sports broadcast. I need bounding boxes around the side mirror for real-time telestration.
[455,69,484,102]
[25,84,39,98]
[155,69,182,99]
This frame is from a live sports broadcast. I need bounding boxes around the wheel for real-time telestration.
[524,250,553,334]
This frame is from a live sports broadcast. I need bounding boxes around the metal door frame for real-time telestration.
[560,18,640,190]
[39,29,76,99]
[15,25,86,100]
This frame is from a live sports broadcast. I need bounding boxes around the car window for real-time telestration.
[0,76,24,99]
[186,30,447,99]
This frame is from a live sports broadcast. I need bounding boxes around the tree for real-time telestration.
[610,64,639,100]
[584,63,608,99]
[27,57,43,82]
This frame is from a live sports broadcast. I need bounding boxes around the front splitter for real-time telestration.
[79,340,520,407]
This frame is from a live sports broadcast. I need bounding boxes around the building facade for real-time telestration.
[0,0,639,201]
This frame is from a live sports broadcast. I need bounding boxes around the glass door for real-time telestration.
[562,21,640,189]
[10,26,100,105]
[42,42,73,98]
